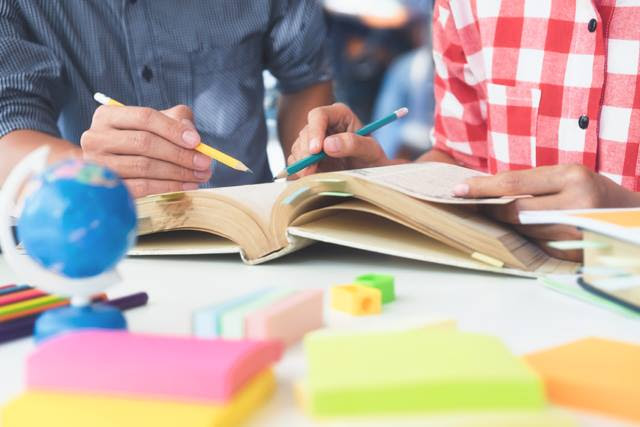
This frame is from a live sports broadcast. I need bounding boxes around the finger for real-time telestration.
[126,179,200,199]
[161,104,194,123]
[307,103,361,154]
[91,105,200,149]
[322,132,383,163]
[89,154,212,183]
[81,129,211,171]
[481,193,569,224]
[455,166,568,199]
[512,224,582,242]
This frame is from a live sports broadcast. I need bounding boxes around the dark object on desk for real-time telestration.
[578,277,640,314]
[0,292,149,344]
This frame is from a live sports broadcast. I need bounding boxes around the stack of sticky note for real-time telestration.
[297,328,576,425]
[193,287,323,346]
[2,330,283,427]
[525,337,640,423]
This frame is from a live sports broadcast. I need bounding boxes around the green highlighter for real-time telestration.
[274,107,409,179]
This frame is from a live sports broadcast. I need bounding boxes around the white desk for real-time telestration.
[1,245,638,427]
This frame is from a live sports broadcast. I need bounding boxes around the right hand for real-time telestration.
[287,103,391,178]
[81,104,212,198]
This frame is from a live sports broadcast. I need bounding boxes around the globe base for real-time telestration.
[34,303,127,343]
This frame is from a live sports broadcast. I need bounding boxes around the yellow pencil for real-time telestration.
[93,93,253,174]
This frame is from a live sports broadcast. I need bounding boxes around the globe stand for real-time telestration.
[34,303,127,343]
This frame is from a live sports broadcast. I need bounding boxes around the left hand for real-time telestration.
[453,164,640,261]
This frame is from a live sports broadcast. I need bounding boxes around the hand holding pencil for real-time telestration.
[84,94,251,198]
[282,103,408,179]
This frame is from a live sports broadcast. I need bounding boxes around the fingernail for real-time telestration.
[193,153,211,169]
[183,183,200,191]
[453,183,469,196]
[182,130,200,147]
[194,170,211,180]
[309,138,320,152]
[324,137,340,153]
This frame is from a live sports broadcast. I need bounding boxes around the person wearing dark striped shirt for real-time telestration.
[0,0,333,197]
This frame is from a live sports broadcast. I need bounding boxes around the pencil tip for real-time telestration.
[246,168,254,174]
[273,170,287,180]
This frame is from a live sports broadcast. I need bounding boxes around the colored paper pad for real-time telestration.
[525,337,640,422]
[245,289,323,346]
[26,330,283,403]
[220,288,295,339]
[192,288,272,338]
[4,369,275,427]
[303,329,545,416]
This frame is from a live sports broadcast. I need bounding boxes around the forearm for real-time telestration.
[278,81,334,158]
[0,130,81,185]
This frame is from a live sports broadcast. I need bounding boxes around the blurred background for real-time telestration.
[266,0,435,175]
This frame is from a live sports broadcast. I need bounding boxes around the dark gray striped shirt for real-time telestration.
[0,0,332,186]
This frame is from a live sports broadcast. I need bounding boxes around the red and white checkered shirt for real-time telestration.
[432,0,640,190]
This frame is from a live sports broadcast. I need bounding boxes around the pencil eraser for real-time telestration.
[26,330,283,403]
[245,289,324,346]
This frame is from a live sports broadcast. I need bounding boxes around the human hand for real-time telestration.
[81,104,212,198]
[453,164,640,261]
[287,103,392,178]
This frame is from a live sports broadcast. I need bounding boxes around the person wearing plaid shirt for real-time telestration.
[289,0,640,261]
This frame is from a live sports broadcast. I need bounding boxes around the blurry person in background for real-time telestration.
[323,0,431,123]
[373,0,435,160]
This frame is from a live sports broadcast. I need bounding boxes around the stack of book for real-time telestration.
[2,330,283,427]
[521,208,640,313]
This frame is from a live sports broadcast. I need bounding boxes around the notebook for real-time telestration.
[135,162,577,277]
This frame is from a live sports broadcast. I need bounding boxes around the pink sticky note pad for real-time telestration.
[245,289,324,346]
[26,330,283,403]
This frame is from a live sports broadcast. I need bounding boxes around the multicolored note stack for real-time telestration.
[2,330,284,427]
[296,327,577,426]
[193,288,324,346]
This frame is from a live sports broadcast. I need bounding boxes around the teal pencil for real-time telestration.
[274,107,409,179]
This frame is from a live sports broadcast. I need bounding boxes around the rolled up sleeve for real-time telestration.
[0,0,63,139]
[264,0,332,94]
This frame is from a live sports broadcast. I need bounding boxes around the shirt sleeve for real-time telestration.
[431,0,487,171]
[264,0,333,94]
[0,0,63,139]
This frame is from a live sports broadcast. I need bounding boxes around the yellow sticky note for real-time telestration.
[3,370,275,427]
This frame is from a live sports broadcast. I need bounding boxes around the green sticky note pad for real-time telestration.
[356,274,395,304]
[303,329,545,416]
[220,288,295,339]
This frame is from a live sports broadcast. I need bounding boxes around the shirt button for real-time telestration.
[578,115,589,129]
[141,65,153,82]
[588,19,597,32]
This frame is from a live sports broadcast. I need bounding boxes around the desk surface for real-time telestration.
[1,245,638,426]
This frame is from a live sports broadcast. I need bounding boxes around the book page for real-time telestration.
[345,162,518,204]
[197,181,289,228]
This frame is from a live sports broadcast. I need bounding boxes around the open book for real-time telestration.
[135,163,578,277]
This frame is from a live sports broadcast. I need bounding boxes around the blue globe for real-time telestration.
[17,159,137,278]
